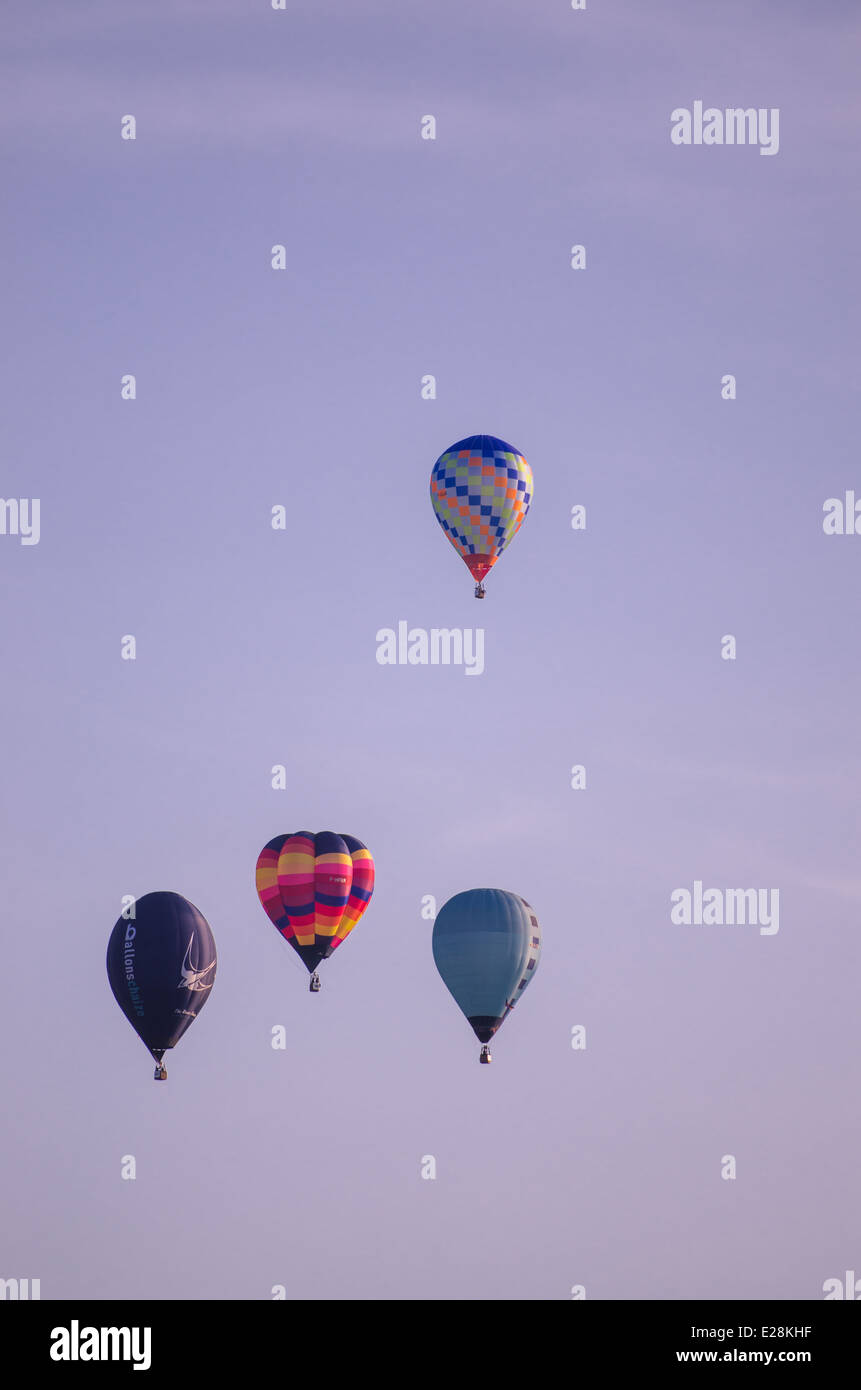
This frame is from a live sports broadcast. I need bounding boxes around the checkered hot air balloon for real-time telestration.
[255,832,374,991]
[430,434,532,597]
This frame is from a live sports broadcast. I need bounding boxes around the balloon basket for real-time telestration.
[479,1045,492,1064]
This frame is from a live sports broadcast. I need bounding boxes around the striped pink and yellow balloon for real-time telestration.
[255,830,374,975]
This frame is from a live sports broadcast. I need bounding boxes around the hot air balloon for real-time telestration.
[432,888,541,1062]
[106,891,217,1080]
[430,434,532,597]
[255,831,374,991]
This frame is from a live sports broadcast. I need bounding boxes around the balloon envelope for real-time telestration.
[430,435,532,584]
[255,831,375,973]
[432,888,541,1043]
[106,891,217,1063]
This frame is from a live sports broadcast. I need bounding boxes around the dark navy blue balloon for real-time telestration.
[432,889,541,1059]
[106,891,217,1078]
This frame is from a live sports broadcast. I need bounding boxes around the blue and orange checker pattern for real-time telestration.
[430,434,532,581]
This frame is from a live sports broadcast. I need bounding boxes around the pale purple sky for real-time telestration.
[2,0,860,1300]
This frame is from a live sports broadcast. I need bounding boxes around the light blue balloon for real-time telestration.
[432,889,541,1049]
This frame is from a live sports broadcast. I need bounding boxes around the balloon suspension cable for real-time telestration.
[309,972,321,993]
[479,1044,492,1064]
